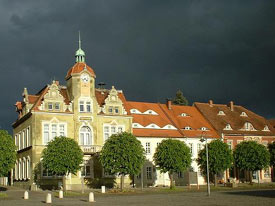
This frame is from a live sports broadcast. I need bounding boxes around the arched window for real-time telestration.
[14,161,18,180]
[80,126,92,145]
[22,158,26,180]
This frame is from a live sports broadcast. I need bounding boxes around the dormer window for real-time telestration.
[240,112,248,117]
[48,103,53,110]
[143,110,158,115]
[263,125,270,131]
[108,106,113,113]
[115,107,119,114]
[224,123,232,130]
[180,113,189,117]
[183,126,192,130]
[133,123,138,127]
[200,127,208,131]
[244,122,255,131]
[218,111,225,116]
[55,103,60,110]
[86,102,91,112]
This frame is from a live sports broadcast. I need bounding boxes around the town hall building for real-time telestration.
[12,36,275,190]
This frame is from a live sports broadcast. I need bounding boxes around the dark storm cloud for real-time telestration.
[0,0,274,132]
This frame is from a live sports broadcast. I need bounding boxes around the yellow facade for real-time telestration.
[12,48,132,190]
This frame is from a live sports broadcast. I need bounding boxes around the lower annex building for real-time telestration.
[12,37,275,190]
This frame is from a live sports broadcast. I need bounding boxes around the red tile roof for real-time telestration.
[126,101,219,138]
[194,102,275,136]
[65,62,96,80]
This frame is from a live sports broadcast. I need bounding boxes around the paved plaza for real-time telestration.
[0,188,274,206]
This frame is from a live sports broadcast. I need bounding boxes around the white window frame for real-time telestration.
[145,142,151,155]
[103,124,125,142]
[79,126,93,146]
[146,167,152,179]
[79,98,93,113]
[42,122,67,145]
[227,140,233,150]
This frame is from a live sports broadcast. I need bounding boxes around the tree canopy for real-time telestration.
[233,141,269,177]
[100,132,145,190]
[153,139,191,188]
[0,130,16,177]
[172,90,189,106]
[268,141,275,167]
[41,136,83,176]
[197,139,233,185]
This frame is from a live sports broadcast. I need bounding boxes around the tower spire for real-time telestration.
[75,31,85,63]
[78,31,81,49]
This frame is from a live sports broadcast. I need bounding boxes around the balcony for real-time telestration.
[81,145,102,154]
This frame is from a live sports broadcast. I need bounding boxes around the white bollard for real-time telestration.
[46,193,52,204]
[89,192,95,202]
[101,186,105,193]
[24,191,29,200]
[59,190,63,199]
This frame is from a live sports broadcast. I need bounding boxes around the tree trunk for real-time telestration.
[62,175,66,192]
[169,173,174,189]
[249,171,253,184]
[120,174,124,192]
[214,174,217,187]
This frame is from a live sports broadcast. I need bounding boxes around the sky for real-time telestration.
[0,0,275,133]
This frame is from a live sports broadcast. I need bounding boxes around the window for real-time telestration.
[263,125,270,131]
[27,158,31,179]
[108,107,113,113]
[22,131,25,149]
[81,160,91,177]
[227,140,233,150]
[103,124,124,141]
[178,171,183,178]
[26,127,30,147]
[55,103,60,110]
[80,126,92,145]
[240,112,248,117]
[42,167,52,177]
[181,113,188,117]
[18,160,22,180]
[184,126,192,130]
[86,102,91,112]
[244,122,254,131]
[43,123,66,145]
[104,126,110,141]
[264,168,270,178]
[201,127,208,131]
[111,126,116,134]
[224,124,232,130]
[189,143,193,155]
[145,142,151,154]
[22,159,26,180]
[44,124,50,144]
[48,102,53,110]
[59,125,65,136]
[51,124,57,138]
[218,111,225,115]
[118,127,123,133]
[146,167,152,179]
[79,101,84,112]
[115,107,119,114]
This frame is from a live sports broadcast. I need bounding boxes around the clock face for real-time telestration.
[81,74,90,83]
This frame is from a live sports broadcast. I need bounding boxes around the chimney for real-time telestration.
[229,101,234,111]
[166,98,172,110]
[209,100,213,107]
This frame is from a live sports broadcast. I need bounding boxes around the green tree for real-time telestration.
[268,142,275,167]
[153,139,191,189]
[233,141,270,183]
[0,130,16,177]
[41,136,83,189]
[197,139,233,186]
[172,90,188,106]
[100,132,145,191]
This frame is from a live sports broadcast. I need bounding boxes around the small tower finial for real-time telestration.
[78,31,81,49]
[75,31,85,63]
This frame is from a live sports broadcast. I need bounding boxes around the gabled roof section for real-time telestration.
[159,104,219,138]
[65,62,96,80]
[194,102,275,136]
[95,89,129,113]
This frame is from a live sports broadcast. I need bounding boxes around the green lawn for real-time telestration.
[0,193,8,198]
